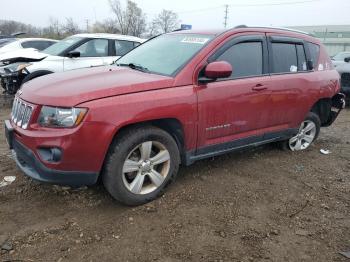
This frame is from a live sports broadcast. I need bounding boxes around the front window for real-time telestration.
[42,36,83,56]
[72,39,109,57]
[216,42,263,78]
[117,34,214,76]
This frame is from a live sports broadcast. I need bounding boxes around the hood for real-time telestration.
[0,48,47,64]
[20,66,175,107]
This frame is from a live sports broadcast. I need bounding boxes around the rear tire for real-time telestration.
[279,112,321,151]
[102,126,180,206]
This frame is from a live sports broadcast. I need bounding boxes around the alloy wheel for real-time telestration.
[122,141,171,195]
[289,120,317,151]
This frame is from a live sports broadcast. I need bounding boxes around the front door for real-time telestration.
[196,34,273,153]
[63,38,109,71]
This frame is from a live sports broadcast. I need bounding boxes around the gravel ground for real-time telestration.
[0,104,349,262]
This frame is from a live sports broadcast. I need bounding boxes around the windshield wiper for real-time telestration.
[116,63,150,73]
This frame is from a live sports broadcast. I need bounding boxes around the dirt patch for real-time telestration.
[0,104,349,262]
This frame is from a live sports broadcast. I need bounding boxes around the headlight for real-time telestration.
[38,106,87,128]
[16,63,31,72]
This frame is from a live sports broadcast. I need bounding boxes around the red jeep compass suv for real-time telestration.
[4,26,345,205]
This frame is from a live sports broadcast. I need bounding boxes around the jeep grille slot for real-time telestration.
[11,97,34,129]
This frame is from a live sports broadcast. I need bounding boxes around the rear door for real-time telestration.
[197,33,273,151]
[266,34,314,131]
[63,38,109,71]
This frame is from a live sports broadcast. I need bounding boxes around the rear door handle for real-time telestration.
[252,84,268,91]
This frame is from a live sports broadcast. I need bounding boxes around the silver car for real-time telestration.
[332,51,350,68]
[336,61,350,104]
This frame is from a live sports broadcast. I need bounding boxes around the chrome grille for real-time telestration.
[11,97,33,129]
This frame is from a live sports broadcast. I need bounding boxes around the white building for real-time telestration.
[290,25,350,56]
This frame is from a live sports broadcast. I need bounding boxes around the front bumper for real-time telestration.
[5,120,99,186]
[0,71,25,95]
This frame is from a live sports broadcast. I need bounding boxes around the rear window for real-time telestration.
[296,44,307,71]
[115,40,136,56]
[271,43,298,73]
[307,42,320,67]
[271,43,308,73]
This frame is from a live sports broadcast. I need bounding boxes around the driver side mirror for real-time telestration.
[66,51,80,58]
[199,61,232,84]
[344,57,350,63]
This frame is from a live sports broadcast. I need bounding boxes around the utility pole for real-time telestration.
[224,4,229,28]
[85,19,89,33]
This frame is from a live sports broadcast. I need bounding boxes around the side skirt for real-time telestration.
[184,128,298,166]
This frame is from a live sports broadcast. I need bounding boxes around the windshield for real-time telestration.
[117,34,214,76]
[42,36,83,56]
[333,52,350,61]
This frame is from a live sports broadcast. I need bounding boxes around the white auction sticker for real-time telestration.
[181,37,209,44]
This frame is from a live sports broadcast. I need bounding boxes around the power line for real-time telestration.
[229,0,321,7]
[177,6,224,14]
[176,0,322,15]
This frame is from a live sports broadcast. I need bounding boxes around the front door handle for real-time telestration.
[252,84,268,91]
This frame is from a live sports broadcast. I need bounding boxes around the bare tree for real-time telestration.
[109,0,146,37]
[42,17,61,39]
[61,17,80,35]
[152,9,180,34]
[127,1,146,37]
[0,20,41,36]
[92,19,120,34]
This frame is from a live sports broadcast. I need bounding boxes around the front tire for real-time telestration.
[102,126,180,206]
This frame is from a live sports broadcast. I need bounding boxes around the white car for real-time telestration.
[0,33,145,94]
[331,51,350,68]
[0,38,57,55]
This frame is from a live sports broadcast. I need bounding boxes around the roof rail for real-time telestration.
[172,28,185,32]
[232,25,313,36]
[233,25,248,29]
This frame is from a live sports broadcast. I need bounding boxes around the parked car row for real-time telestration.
[331,51,350,104]
[0,32,26,49]
[4,26,345,206]
[0,33,144,94]
[0,37,57,55]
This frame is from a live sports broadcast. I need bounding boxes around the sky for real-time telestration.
[0,0,350,30]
